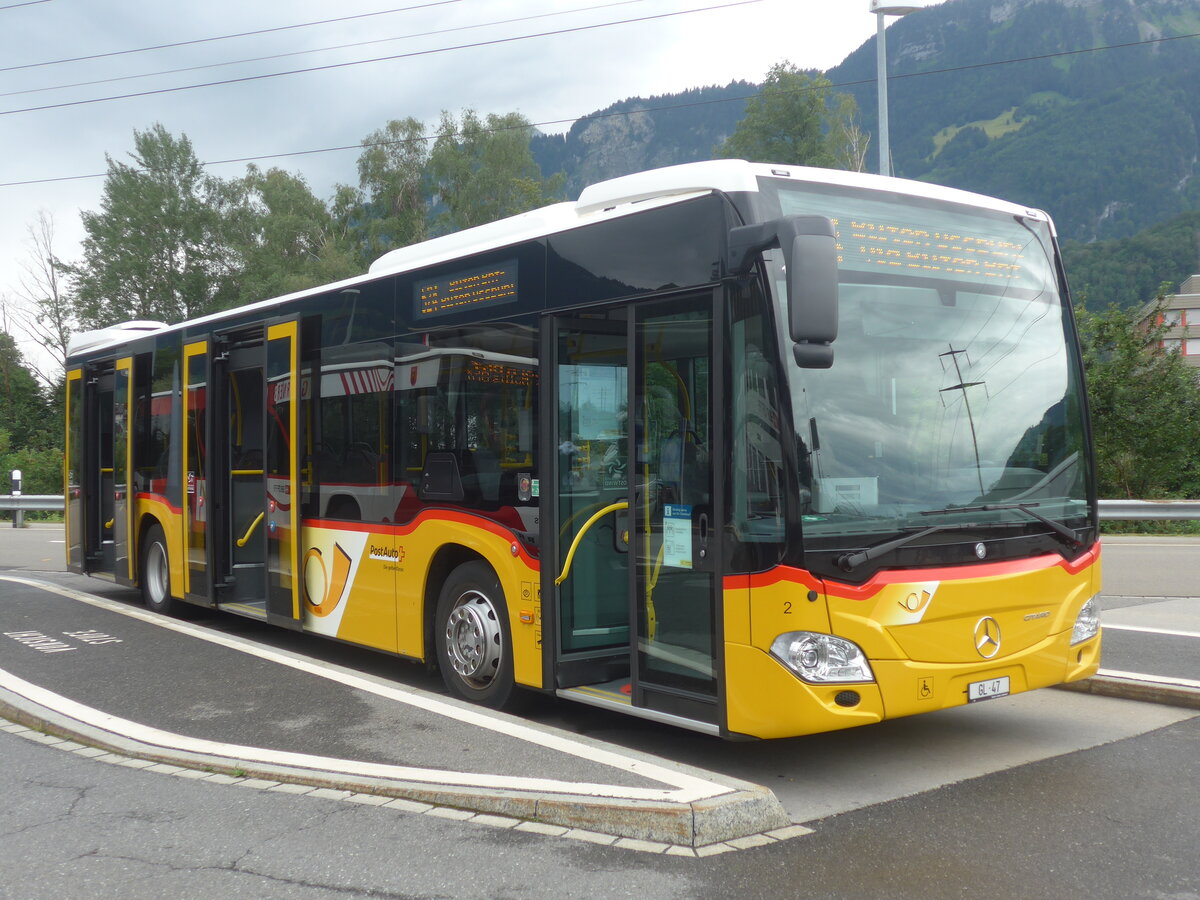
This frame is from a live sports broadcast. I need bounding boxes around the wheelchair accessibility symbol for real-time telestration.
[918,676,934,700]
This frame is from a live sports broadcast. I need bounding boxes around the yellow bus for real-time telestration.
[64,160,1101,739]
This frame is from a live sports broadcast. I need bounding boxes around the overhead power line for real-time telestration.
[0,0,462,73]
[0,0,53,10]
[2,27,1198,189]
[0,0,764,118]
[0,0,650,101]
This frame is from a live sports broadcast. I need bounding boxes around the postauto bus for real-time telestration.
[64,160,1101,739]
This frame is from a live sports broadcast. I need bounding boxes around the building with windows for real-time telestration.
[1144,275,1200,368]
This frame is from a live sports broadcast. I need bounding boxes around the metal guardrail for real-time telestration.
[0,495,1196,519]
[1,494,65,528]
[0,495,66,512]
[1097,499,1200,520]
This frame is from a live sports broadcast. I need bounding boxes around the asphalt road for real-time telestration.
[2,525,1198,897]
[3,712,1197,899]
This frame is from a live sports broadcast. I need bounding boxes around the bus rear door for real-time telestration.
[66,357,134,584]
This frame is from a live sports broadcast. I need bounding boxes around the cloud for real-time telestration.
[0,0,891,369]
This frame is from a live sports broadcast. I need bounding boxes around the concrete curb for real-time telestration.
[1054,673,1200,711]
[0,684,790,847]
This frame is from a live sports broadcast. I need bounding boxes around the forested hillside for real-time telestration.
[1063,209,1200,309]
[824,0,1200,242]
[538,0,1200,246]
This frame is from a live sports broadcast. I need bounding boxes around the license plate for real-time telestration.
[967,676,1010,703]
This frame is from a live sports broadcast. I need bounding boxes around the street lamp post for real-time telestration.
[870,1,927,177]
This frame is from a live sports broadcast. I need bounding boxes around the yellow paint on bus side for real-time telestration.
[296,512,543,689]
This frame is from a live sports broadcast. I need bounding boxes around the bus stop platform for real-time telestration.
[0,574,790,849]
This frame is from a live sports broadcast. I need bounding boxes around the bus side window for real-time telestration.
[395,325,538,520]
[315,345,393,523]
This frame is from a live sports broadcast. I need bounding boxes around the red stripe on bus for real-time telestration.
[135,492,183,515]
[303,508,540,568]
[736,544,1100,601]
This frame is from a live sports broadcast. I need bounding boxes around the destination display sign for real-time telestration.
[835,217,1029,282]
[464,359,537,387]
[415,260,519,320]
[776,184,1047,292]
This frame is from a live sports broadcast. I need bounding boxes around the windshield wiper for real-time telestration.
[835,503,1083,573]
[836,523,967,572]
[919,502,1083,550]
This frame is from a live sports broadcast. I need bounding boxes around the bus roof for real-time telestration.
[67,160,1050,359]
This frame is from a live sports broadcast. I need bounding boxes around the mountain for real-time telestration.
[1062,208,1200,309]
[531,83,756,198]
[828,0,1200,241]
[534,0,1200,247]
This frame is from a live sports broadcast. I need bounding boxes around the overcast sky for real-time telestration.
[0,0,938,368]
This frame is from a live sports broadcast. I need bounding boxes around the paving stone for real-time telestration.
[564,828,616,845]
[383,797,433,813]
[514,821,568,837]
[426,807,474,821]
[472,814,520,829]
[614,837,669,853]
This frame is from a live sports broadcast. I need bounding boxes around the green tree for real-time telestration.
[0,427,63,502]
[716,62,859,169]
[70,124,234,327]
[224,165,361,305]
[427,110,565,235]
[0,331,51,449]
[354,117,430,260]
[1076,289,1200,498]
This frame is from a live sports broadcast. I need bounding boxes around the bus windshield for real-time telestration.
[767,180,1091,555]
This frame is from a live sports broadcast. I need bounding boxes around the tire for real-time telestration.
[140,523,180,616]
[435,561,517,709]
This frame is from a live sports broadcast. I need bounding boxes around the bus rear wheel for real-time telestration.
[435,561,516,709]
[140,523,181,616]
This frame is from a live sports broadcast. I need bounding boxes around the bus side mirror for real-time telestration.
[728,215,839,369]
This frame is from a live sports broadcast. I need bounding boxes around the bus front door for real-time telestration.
[211,322,302,629]
[549,292,721,730]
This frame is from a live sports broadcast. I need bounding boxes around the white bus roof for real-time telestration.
[68,160,1051,358]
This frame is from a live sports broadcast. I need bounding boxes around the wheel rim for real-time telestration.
[444,589,503,688]
[145,541,169,604]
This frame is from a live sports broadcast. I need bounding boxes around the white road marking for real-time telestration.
[0,575,733,804]
[0,668,713,801]
[1103,624,1200,639]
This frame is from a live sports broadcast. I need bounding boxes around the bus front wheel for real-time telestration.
[435,561,516,709]
[140,523,180,616]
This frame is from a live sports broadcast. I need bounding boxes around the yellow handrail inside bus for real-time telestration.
[231,469,264,477]
[236,512,265,548]
[555,501,628,587]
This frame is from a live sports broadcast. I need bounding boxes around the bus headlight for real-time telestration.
[770,632,874,683]
[1071,595,1100,645]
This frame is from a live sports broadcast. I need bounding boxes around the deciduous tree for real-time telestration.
[0,331,51,449]
[427,110,565,235]
[716,62,860,169]
[1075,288,1200,498]
[10,211,75,383]
[355,116,430,260]
[70,124,232,327]
[224,165,361,305]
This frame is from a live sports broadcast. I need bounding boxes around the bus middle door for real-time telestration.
[210,321,303,629]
